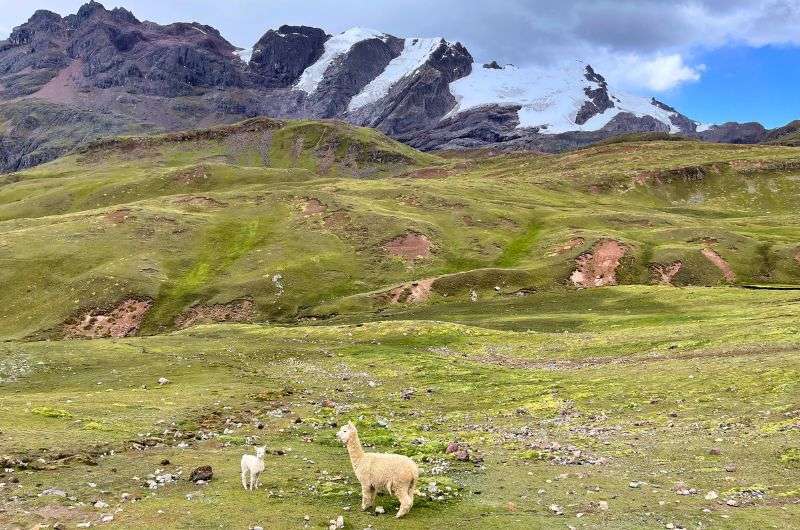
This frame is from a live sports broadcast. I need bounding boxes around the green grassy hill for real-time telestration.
[3,120,800,529]
[1,119,800,339]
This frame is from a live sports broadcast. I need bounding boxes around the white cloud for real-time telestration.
[634,54,705,91]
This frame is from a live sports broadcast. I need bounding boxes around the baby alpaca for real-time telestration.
[337,421,419,518]
[240,446,266,491]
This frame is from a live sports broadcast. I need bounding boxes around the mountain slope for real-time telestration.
[1,1,778,174]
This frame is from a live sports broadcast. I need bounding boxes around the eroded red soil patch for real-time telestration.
[650,261,683,285]
[384,233,432,261]
[378,278,435,304]
[570,239,626,288]
[701,248,736,283]
[175,299,254,329]
[104,208,134,224]
[65,299,151,338]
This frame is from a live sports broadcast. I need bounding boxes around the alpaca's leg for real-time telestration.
[254,471,261,489]
[241,469,248,490]
[249,472,256,491]
[396,485,413,518]
[361,484,375,510]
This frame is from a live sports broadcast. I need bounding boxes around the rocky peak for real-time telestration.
[576,64,614,125]
[249,25,329,88]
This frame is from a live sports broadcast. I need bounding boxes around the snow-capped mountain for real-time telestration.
[0,2,771,172]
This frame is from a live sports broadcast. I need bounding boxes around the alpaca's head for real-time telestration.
[255,446,266,459]
[336,421,357,443]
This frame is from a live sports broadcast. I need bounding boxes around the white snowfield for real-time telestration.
[294,27,388,94]
[348,37,443,110]
[447,60,689,134]
[287,26,694,134]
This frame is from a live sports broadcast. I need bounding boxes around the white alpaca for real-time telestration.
[240,446,266,491]
[337,421,419,518]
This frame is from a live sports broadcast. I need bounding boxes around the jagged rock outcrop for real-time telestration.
[249,25,329,88]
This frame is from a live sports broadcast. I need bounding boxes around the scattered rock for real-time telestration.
[189,465,213,483]
[705,491,718,500]
[708,448,721,455]
[400,388,415,400]
[375,506,385,514]
[158,377,170,385]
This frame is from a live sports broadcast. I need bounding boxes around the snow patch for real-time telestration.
[233,48,253,63]
[448,60,682,134]
[294,27,388,94]
[348,37,442,110]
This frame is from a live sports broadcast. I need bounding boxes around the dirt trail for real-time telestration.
[432,344,799,371]
[701,248,736,282]
[570,239,626,287]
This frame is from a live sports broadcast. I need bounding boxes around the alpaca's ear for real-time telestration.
[348,420,355,427]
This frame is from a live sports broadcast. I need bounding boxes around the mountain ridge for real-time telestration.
[0,1,792,172]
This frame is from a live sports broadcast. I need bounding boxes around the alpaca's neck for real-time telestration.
[346,431,365,467]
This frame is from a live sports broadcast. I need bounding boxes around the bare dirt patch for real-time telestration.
[175,299,255,329]
[794,250,800,267]
[650,260,683,285]
[172,164,209,185]
[302,198,327,216]
[384,233,432,261]
[173,195,226,208]
[104,208,134,224]
[701,248,736,283]
[570,239,626,288]
[322,211,351,230]
[378,278,435,304]
[64,299,152,339]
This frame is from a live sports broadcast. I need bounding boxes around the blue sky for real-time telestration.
[1,0,799,128]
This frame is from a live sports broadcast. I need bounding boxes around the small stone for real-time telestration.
[321,399,336,408]
[705,491,718,500]
[189,465,213,483]
[724,463,737,472]
[598,500,609,511]
[94,500,109,508]
[629,481,642,488]
[375,506,385,514]
[454,449,470,462]
[160,459,170,466]
[77,523,91,529]
[726,499,739,507]
[549,504,564,515]
[709,448,721,455]
[101,515,114,523]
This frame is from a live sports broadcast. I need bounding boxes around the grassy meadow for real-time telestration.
[1,118,800,528]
